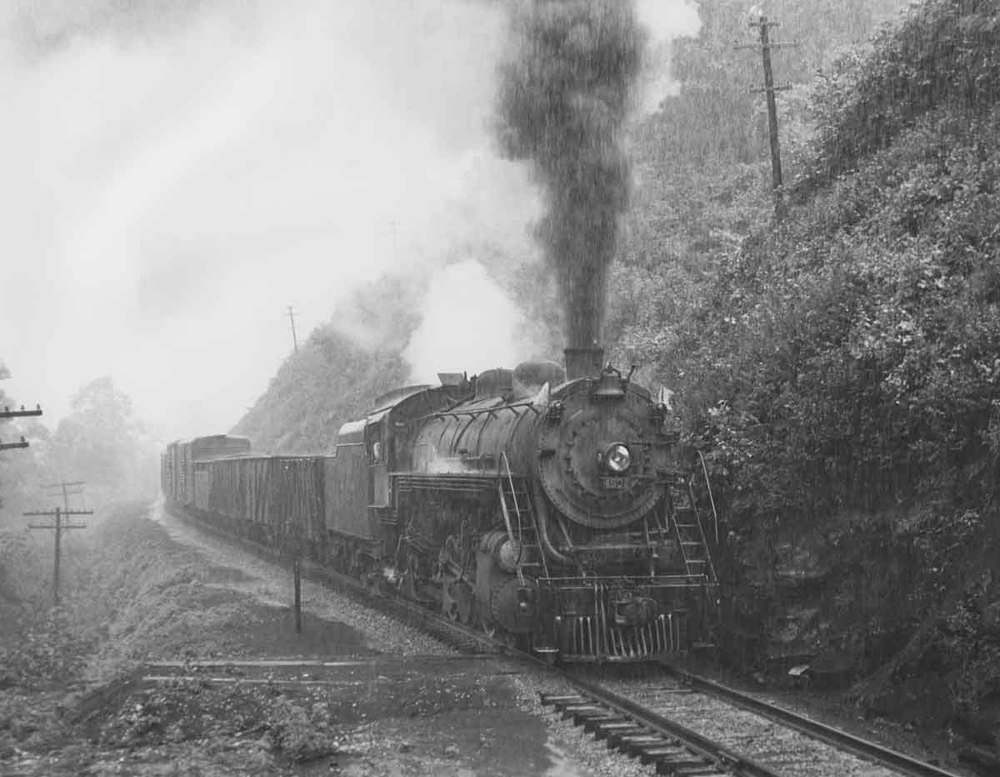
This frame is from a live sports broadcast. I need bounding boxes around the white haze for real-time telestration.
[0,0,700,444]
[636,0,702,112]
[404,258,525,383]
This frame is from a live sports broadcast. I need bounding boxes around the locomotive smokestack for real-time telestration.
[564,347,605,381]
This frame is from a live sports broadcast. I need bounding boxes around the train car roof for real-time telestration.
[370,384,432,414]
[336,419,365,445]
[191,434,251,445]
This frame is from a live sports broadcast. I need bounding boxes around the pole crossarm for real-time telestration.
[29,524,88,530]
[22,506,91,604]
[24,509,94,517]
[41,481,88,513]
[1,405,43,419]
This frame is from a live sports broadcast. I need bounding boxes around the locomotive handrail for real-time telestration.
[695,450,719,544]
[412,399,543,424]
[499,450,523,541]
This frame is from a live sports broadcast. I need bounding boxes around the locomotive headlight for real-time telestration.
[605,443,632,473]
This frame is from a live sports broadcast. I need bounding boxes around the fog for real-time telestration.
[0,0,698,443]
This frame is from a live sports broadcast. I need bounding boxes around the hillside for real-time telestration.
[231,276,419,454]
[636,0,1000,763]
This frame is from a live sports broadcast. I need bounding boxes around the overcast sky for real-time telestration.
[1,0,698,443]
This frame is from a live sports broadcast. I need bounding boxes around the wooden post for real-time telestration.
[739,15,797,219]
[287,306,299,353]
[53,507,61,603]
[293,558,302,633]
[25,505,92,605]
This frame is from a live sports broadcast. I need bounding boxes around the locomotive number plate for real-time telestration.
[600,476,630,490]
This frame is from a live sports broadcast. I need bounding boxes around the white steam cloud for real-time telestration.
[635,0,702,113]
[404,259,526,383]
[0,0,540,440]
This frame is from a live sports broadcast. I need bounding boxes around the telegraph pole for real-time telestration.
[738,14,797,219]
[0,405,43,450]
[287,306,299,353]
[43,480,87,514]
[24,506,92,604]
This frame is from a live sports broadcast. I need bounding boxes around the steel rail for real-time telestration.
[547,679,784,777]
[661,665,965,777]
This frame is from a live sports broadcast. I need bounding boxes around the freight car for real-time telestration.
[162,348,719,662]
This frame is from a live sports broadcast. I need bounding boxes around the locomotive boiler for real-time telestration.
[162,347,719,662]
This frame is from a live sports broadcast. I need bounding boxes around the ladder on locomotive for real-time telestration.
[668,478,718,583]
[498,452,549,579]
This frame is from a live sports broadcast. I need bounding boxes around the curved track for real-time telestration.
[166,504,967,777]
[656,666,962,777]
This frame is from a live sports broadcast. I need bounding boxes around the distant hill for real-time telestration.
[231,275,421,454]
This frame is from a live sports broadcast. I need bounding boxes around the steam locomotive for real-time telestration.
[161,347,719,662]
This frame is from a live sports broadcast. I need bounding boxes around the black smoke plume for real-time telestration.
[496,0,644,350]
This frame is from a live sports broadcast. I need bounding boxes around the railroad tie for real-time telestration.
[582,715,628,732]
[539,693,586,706]
[639,746,700,766]
[660,766,728,777]
[540,691,735,777]
[617,734,676,756]
[652,753,718,776]
[593,720,644,741]
[558,704,605,721]
[606,726,654,748]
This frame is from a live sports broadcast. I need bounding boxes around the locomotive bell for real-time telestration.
[592,365,626,399]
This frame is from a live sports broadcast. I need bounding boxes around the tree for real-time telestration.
[48,376,148,493]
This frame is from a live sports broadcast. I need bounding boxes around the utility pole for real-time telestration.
[43,480,87,514]
[738,13,797,219]
[24,506,93,604]
[0,405,43,450]
[287,306,299,353]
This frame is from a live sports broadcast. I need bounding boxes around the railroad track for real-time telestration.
[581,667,966,777]
[163,505,968,777]
[658,666,963,777]
[541,689,778,777]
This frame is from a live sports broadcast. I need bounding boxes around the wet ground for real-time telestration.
[4,502,650,777]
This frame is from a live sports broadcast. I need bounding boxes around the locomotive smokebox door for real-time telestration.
[366,421,390,509]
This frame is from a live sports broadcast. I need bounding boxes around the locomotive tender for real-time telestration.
[162,348,719,662]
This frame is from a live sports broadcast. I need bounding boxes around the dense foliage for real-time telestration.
[607,0,1000,748]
